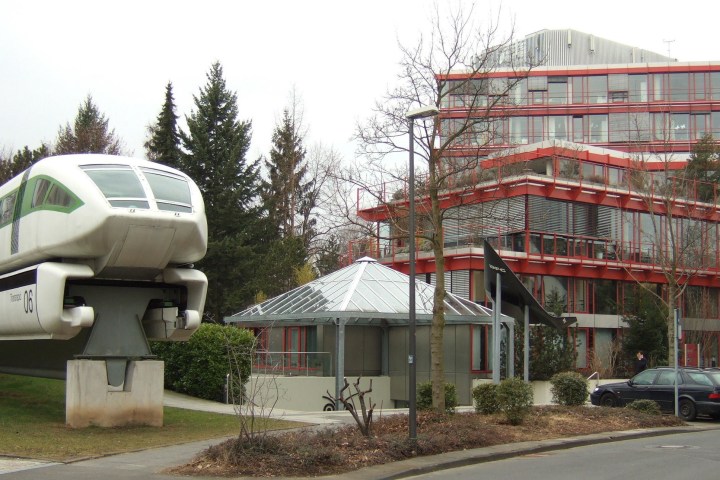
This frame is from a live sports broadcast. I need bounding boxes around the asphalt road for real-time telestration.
[406,427,720,479]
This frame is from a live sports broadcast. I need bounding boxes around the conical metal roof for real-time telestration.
[226,257,503,325]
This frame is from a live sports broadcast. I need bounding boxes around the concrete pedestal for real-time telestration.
[66,359,164,428]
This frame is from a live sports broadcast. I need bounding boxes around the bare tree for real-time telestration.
[353,4,537,411]
[623,142,715,367]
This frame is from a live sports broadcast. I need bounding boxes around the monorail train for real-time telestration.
[0,154,208,379]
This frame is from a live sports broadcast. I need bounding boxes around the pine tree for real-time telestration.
[262,108,310,239]
[180,62,259,238]
[54,95,123,155]
[0,144,50,183]
[180,62,263,320]
[145,82,181,167]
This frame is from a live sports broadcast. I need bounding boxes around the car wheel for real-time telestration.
[600,393,618,407]
[679,399,697,421]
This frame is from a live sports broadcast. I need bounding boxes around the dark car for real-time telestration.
[589,367,720,421]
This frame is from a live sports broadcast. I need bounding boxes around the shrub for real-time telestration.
[151,323,254,401]
[626,399,662,415]
[472,383,500,414]
[496,377,533,425]
[416,381,458,413]
[550,371,589,406]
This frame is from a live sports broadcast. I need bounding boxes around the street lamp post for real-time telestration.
[405,105,439,441]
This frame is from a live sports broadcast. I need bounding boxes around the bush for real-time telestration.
[151,323,254,401]
[626,399,662,415]
[416,381,458,413]
[472,383,500,414]
[496,377,533,425]
[550,371,589,406]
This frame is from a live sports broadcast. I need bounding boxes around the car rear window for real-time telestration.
[687,372,713,386]
[704,371,720,385]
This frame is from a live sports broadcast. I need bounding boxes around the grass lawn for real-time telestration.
[0,373,302,461]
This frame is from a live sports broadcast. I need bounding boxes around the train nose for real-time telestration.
[95,225,176,278]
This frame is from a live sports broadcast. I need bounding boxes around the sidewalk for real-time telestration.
[2,392,719,479]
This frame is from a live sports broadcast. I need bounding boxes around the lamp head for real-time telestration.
[406,105,439,120]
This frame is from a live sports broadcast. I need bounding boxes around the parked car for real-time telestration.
[589,367,720,421]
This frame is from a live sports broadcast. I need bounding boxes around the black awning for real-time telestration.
[483,240,576,330]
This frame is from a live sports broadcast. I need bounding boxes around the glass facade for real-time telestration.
[440,67,720,152]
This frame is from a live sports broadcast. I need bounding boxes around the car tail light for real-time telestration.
[709,392,720,400]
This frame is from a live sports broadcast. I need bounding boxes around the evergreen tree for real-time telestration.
[0,144,50,183]
[54,95,123,155]
[145,81,181,167]
[685,134,720,201]
[622,284,668,368]
[180,62,259,239]
[261,108,311,239]
[180,62,263,320]
[257,235,307,298]
[315,234,344,276]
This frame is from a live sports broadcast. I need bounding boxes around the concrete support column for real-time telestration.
[66,359,164,428]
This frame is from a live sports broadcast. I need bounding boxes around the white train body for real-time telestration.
[0,154,208,347]
[0,154,207,278]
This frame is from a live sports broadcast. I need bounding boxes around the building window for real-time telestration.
[609,91,628,103]
[509,117,529,144]
[572,116,583,142]
[652,74,665,101]
[671,113,689,141]
[712,112,720,137]
[548,116,568,141]
[594,279,618,315]
[587,115,608,142]
[548,76,568,104]
[629,74,648,102]
[509,78,527,105]
[471,324,490,372]
[711,72,720,100]
[573,328,590,369]
[693,114,710,139]
[669,73,689,101]
[283,326,307,368]
[572,76,584,104]
[694,73,707,100]
[530,116,545,143]
[588,75,608,103]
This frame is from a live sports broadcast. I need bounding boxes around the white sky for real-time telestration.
[1,0,718,164]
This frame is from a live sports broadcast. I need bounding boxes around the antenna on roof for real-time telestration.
[662,39,675,59]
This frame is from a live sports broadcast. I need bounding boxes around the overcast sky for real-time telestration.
[1,0,718,164]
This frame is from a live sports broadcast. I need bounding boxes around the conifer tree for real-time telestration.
[54,95,123,155]
[0,144,50,183]
[180,62,263,320]
[180,62,260,239]
[145,82,181,167]
[262,108,310,239]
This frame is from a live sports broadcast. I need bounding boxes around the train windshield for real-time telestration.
[81,165,150,209]
[140,168,192,213]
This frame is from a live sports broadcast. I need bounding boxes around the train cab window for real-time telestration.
[32,179,51,207]
[1,193,16,224]
[141,169,193,213]
[82,165,149,209]
[31,178,73,208]
[45,183,73,207]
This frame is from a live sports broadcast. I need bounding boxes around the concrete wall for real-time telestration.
[66,360,164,427]
[247,374,628,411]
[246,374,392,411]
